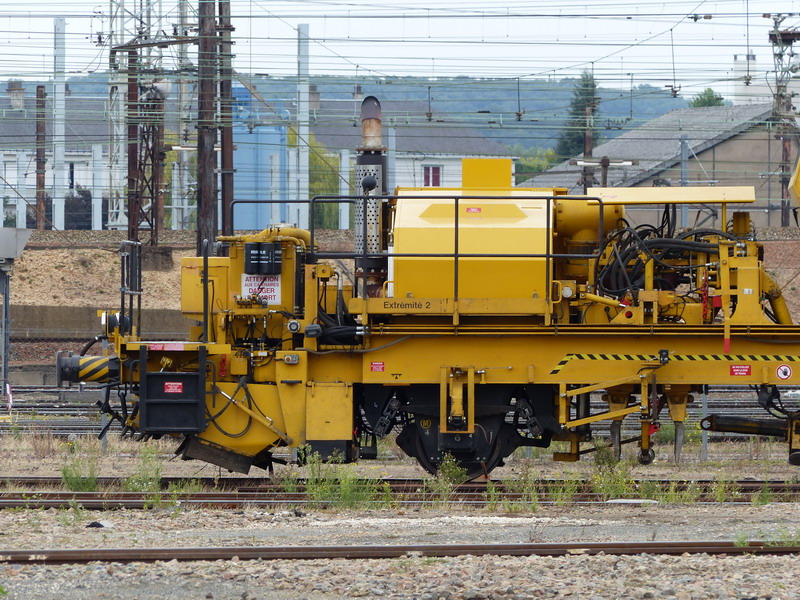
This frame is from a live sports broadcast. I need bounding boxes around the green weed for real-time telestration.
[590,462,635,501]
[484,481,500,511]
[505,465,540,512]
[57,499,88,526]
[304,451,378,509]
[123,446,163,493]
[437,453,469,485]
[711,477,741,503]
[61,451,98,492]
[550,477,580,506]
[752,485,773,506]
[660,481,703,504]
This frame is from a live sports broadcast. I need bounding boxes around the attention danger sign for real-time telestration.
[242,274,281,304]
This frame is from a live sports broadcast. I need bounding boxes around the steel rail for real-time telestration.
[3,475,800,491]
[0,541,797,564]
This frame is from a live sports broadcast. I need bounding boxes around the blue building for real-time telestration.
[231,84,289,231]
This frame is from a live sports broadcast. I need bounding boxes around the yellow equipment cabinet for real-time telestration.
[392,191,549,306]
[56,96,800,477]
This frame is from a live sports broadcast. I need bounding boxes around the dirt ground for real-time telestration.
[10,229,800,316]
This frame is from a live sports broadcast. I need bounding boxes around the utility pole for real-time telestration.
[35,86,46,230]
[296,24,310,229]
[219,0,234,238]
[106,0,139,230]
[581,105,594,194]
[52,18,65,230]
[196,0,218,253]
[126,51,141,242]
[680,134,689,227]
[172,0,194,231]
[766,14,800,227]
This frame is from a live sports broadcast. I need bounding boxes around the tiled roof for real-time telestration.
[0,96,109,152]
[311,99,513,157]
[520,103,774,191]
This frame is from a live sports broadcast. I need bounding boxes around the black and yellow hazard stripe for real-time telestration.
[77,356,112,382]
[58,352,120,385]
[549,353,800,375]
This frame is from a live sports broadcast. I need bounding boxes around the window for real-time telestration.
[423,165,441,187]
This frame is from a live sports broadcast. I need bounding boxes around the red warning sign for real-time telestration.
[730,365,751,376]
[370,362,385,372]
[777,364,793,380]
[466,207,481,213]
[163,382,184,394]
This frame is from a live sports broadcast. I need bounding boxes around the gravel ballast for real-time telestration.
[1,504,799,599]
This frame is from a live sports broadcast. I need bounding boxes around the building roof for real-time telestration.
[310,98,513,157]
[521,103,774,191]
[0,94,110,153]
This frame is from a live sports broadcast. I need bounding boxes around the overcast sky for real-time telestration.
[1,0,799,98]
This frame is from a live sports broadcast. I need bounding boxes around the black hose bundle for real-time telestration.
[317,303,361,346]
[595,224,723,301]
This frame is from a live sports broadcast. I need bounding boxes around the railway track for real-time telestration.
[0,541,797,564]
[0,477,798,508]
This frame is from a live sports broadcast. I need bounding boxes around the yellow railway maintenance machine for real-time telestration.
[58,97,800,477]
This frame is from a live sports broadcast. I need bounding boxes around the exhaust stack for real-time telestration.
[354,96,388,296]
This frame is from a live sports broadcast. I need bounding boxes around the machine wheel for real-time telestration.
[637,448,655,465]
[397,419,507,480]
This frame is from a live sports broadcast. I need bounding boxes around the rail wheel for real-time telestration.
[396,415,512,480]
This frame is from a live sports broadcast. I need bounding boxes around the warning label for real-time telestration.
[466,207,482,214]
[242,274,281,304]
[163,382,184,394]
[777,364,793,380]
[370,362,385,372]
[730,365,752,376]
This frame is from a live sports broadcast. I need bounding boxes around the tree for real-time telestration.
[555,71,601,159]
[510,145,559,185]
[288,130,341,228]
[689,88,724,108]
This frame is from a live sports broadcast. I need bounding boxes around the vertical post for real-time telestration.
[171,161,181,230]
[52,18,66,230]
[1,271,9,408]
[219,0,234,237]
[338,149,350,229]
[600,155,609,188]
[781,85,792,227]
[581,106,594,194]
[91,144,103,230]
[270,154,282,224]
[700,388,709,461]
[196,0,218,254]
[297,24,310,229]
[126,51,140,242]
[36,86,46,230]
[680,134,689,228]
[174,0,192,231]
[387,126,396,193]
[15,153,28,228]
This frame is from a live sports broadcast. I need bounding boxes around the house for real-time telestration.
[310,95,515,191]
[522,103,797,228]
[0,81,108,229]
[228,87,516,230]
